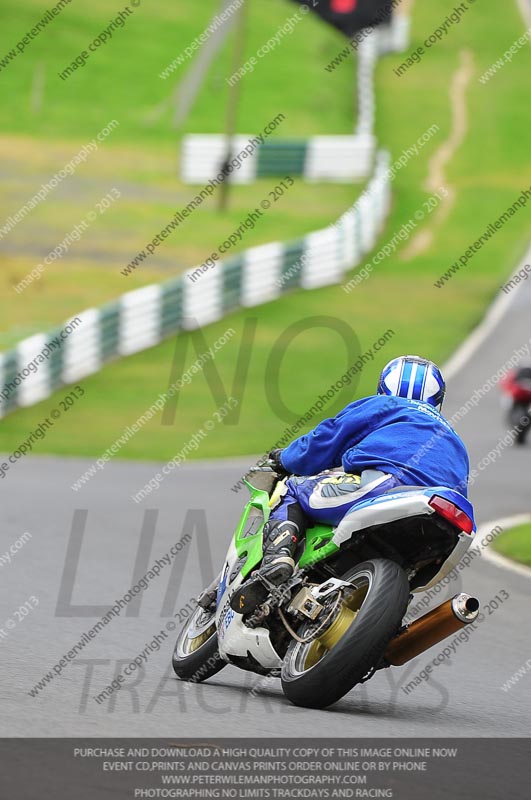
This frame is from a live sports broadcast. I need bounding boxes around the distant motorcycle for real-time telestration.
[172,463,480,709]
[501,368,531,445]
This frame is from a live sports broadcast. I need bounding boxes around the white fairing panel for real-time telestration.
[332,493,435,545]
[215,539,282,670]
[332,492,474,594]
[412,533,472,593]
[215,491,474,668]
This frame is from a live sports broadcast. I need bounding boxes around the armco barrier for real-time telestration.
[182,133,376,184]
[181,15,409,184]
[0,151,391,418]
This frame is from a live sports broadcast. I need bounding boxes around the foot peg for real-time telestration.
[230,519,300,615]
[197,588,217,611]
[197,574,221,611]
[230,556,295,615]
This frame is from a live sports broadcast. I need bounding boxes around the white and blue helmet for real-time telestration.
[377,355,446,410]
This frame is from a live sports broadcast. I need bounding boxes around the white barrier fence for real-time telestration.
[0,152,392,418]
[181,15,409,184]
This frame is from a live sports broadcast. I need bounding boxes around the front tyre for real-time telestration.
[172,604,226,683]
[281,558,409,709]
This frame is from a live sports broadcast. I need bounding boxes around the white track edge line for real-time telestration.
[442,243,531,380]
[473,514,531,579]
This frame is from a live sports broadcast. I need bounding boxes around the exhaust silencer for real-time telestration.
[385,593,480,667]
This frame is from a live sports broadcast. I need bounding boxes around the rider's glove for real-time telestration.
[268,449,288,476]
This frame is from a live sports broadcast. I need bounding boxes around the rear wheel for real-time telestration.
[281,558,409,709]
[510,404,531,444]
[172,603,226,683]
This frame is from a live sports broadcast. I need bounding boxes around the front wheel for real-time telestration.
[281,558,409,709]
[172,603,226,683]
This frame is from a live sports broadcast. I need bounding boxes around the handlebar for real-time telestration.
[247,462,276,473]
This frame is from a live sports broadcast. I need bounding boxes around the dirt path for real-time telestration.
[402,48,474,260]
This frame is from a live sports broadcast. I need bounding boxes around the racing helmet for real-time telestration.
[377,355,446,411]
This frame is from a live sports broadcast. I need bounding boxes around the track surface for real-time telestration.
[2,268,531,737]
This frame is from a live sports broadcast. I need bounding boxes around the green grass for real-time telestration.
[0,177,358,349]
[2,0,531,463]
[0,0,359,345]
[492,523,531,567]
[0,0,356,141]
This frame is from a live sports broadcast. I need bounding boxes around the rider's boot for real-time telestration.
[230,520,300,614]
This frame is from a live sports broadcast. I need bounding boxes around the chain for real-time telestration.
[278,589,344,645]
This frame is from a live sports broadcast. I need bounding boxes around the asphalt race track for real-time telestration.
[1,272,531,738]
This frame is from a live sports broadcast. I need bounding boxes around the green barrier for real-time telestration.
[1,351,19,412]
[257,141,308,177]
[100,302,121,362]
[45,327,65,392]
[160,278,184,339]
[281,240,306,291]
[222,256,244,314]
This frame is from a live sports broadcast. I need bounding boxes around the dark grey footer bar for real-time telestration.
[0,739,528,800]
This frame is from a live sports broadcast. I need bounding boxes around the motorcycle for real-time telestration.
[501,366,531,444]
[172,464,480,709]
[502,371,531,445]
[510,403,531,445]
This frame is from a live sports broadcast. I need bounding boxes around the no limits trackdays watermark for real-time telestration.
[0,531,32,568]
[230,327,396,494]
[402,588,510,696]
[92,594,198,705]
[131,397,239,503]
[379,376,531,503]
[46,510,499,715]
[70,326,236,491]
[28,532,192,697]
[0,596,39,643]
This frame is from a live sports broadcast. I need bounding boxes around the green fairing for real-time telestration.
[232,481,271,578]
[298,523,340,568]
[234,480,340,580]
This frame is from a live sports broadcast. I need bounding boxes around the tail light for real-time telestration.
[428,495,474,534]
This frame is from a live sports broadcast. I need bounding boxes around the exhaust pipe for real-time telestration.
[385,593,480,667]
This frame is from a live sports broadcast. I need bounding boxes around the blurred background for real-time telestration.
[1,0,530,470]
[1,0,531,739]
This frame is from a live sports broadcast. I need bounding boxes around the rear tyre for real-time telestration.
[281,558,409,709]
[516,429,527,445]
[172,604,226,683]
[510,404,530,445]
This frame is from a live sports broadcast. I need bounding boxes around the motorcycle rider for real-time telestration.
[231,355,470,614]
[501,362,531,444]
[502,363,531,398]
